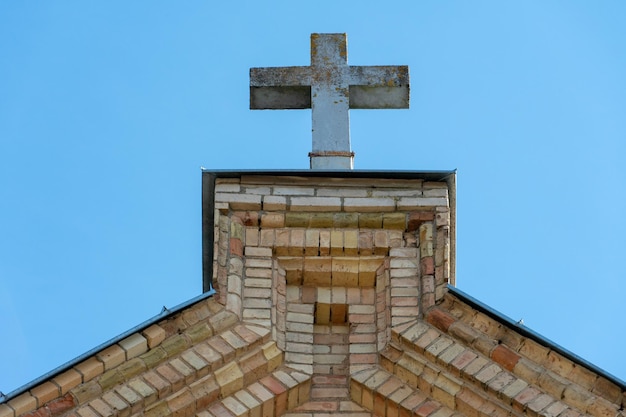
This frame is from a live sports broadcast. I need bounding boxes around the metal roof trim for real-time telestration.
[0,291,215,404]
[201,168,457,180]
[447,285,626,390]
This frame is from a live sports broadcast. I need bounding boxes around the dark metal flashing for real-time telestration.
[201,169,456,181]
[201,169,457,291]
[447,285,626,390]
[202,171,217,293]
[0,291,215,404]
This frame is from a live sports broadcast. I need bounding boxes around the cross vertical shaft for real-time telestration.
[250,33,410,169]
[310,34,352,169]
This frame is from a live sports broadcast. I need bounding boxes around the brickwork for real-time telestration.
[211,176,452,380]
[206,175,453,412]
[435,294,626,417]
[6,172,624,417]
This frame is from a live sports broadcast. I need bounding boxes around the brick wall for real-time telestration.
[210,175,452,379]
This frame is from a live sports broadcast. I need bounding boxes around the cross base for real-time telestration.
[309,151,355,169]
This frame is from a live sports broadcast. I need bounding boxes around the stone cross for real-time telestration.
[250,33,409,169]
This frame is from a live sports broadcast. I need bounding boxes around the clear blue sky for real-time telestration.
[1,2,625,393]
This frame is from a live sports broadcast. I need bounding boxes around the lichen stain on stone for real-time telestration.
[339,44,347,60]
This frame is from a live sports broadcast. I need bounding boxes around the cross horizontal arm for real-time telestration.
[250,67,312,87]
[349,65,409,87]
[250,67,312,109]
[348,65,410,109]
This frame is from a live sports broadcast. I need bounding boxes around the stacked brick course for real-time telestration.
[210,175,452,383]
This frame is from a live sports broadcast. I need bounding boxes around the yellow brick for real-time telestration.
[333,213,358,228]
[52,369,82,394]
[331,258,359,287]
[343,230,359,255]
[262,342,283,372]
[214,362,244,397]
[30,382,60,407]
[74,357,104,382]
[279,257,304,285]
[142,325,167,349]
[76,405,100,417]
[431,374,461,409]
[383,213,406,230]
[0,405,14,417]
[7,394,36,416]
[315,303,331,324]
[285,212,311,227]
[144,400,171,417]
[373,231,388,254]
[119,333,148,359]
[97,345,126,370]
[330,230,343,256]
[309,213,333,228]
[290,196,341,212]
[289,229,305,256]
[274,229,290,256]
[419,223,433,241]
[261,213,284,228]
[359,258,383,287]
[359,213,382,228]
[303,257,331,286]
[305,230,320,256]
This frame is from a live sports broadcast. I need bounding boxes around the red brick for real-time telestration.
[374,392,386,417]
[208,337,236,363]
[230,238,243,256]
[420,257,434,275]
[156,364,185,392]
[378,378,403,397]
[425,308,455,332]
[47,395,75,417]
[259,376,286,395]
[25,408,51,417]
[415,400,440,417]
[491,345,520,372]
[513,386,541,411]
[301,287,316,303]
[407,212,435,232]
[399,391,428,413]
[233,325,262,345]
[387,400,400,417]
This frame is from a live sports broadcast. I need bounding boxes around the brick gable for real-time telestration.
[3,171,623,417]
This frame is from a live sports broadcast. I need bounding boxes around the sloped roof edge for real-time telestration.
[0,291,216,404]
[448,284,626,390]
